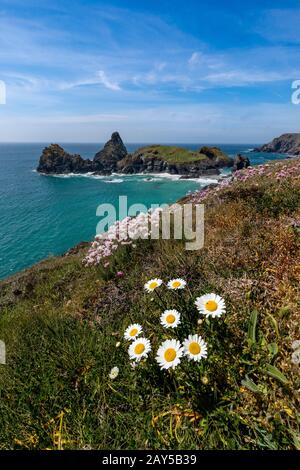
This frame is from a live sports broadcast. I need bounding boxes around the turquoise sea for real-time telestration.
[0,143,286,280]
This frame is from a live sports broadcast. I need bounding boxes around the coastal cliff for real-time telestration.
[37,132,234,177]
[255,133,300,155]
[1,155,300,449]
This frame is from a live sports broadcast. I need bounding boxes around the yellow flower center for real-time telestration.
[172,281,181,288]
[130,328,138,337]
[189,342,201,355]
[134,343,145,355]
[166,314,175,324]
[149,281,158,289]
[164,348,177,362]
[205,300,218,312]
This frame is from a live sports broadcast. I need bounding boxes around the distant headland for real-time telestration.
[254,133,300,155]
[37,132,249,177]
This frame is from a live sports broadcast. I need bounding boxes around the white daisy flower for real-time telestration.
[160,309,181,329]
[109,366,119,380]
[128,337,151,362]
[124,323,143,341]
[167,278,187,290]
[195,293,226,318]
[144,278,163,292]
[156,339,184,370]
[183,334,208,361]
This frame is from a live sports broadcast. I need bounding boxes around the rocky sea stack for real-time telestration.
[255,133,300,155]
[232,154,250,171]
[37,144,95,174]
[94,131,128,174]
[37,132,235,177]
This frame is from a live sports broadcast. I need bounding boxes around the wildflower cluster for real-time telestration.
[117,278,226,373]
[83,208,162,267]
[233,158,300,183]
[191,156,300,204]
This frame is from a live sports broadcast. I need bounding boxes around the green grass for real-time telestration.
[0,157,300,450]
[136,145,209,163]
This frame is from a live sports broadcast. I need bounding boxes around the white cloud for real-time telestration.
[203,70,285,86]
[1,7,300,100]
[59,71,121,92]
[188,51,224,70]
[188,52,203,66]
[97,71,121,91]
[0,113,127,124]
[1,3,300,142]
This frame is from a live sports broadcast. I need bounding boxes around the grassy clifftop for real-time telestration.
[132,144,230,164]
[0,157,300,450]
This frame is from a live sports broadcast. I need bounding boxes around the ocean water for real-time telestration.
[0,142,286,280]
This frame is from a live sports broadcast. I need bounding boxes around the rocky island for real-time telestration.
[255,133,300,155]
[37,131,236,177]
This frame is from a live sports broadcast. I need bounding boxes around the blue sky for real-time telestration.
[0,0,300,142]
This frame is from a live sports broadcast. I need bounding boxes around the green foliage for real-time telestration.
[137,144,230,164]
[263,364,289,385]
[241,376,261,394]
[138,145,207,163]
[247,310,258,346]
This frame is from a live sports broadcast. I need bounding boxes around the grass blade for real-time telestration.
[264,364,289,385]
[241,375,261,393]
[247,309,258,345]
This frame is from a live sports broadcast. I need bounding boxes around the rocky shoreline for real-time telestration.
[254,133,300,155]
[37,131,249,178]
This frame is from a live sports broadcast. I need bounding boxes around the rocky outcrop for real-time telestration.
[37,132,234,177]
[199,146,228,161]
[37,144,96,174]
[37,132,127,175]
[93,131,128,174]
[233,154,250,172]
[255,133,300,155]
[117,145,233,177]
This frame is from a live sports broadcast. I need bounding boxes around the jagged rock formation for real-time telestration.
[37,144,95,174]
[255,133,300,155]
[93,131,128,174]
[37,133,127,175]
[232,154,250,172]
[37,132,234,177]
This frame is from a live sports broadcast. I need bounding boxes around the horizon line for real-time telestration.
[0,141,261,145]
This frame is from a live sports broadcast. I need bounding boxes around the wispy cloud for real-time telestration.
[97,71,121,91]
[2,5,300,98]
[0,112,128,124]
[188,51,223,70]
[188,52,201,66]
[60,71,121,91]
[203,70,285,86]
[0,1,300,142]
